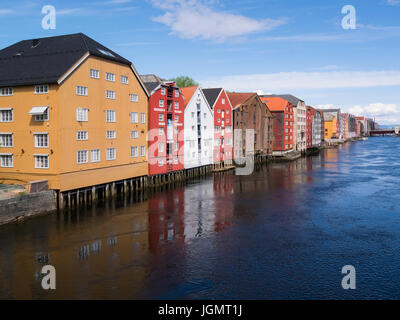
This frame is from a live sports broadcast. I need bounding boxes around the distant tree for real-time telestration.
[169,76,198,88]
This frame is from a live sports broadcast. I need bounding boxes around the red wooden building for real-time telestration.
[141,74,185,176]
[260,96,294,155]
[202,88,234,168]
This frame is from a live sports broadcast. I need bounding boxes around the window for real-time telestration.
[159,114,164,122]
[90,69,100,79]
[106,72,115,82]
[161,88,166,95]
[175,90,179,98]
[35,155,49,169]
[34,133,48,148]
[131,146,138,158]
[158,159,164,167]
[226,126,232,133]
[106,130,116,139]
[76,86,88,96]
[174,142,179,151]
[191,112,195,119]
[131,130,139,139]
[218,109,221,114]
[91,149,100,162]
[76,108,88,122]
[0,154,13,167]
[174,101,179,109]
[0,109,13,122]
[130,94,138,102]
[140,146,146,157]
[140,113,146,124]
[0,134,13,147]
[174,157,178,165]
[159,143,164,153]
[77,131,88,141]
[106,90,115,100]
[0,88,13,96]
[106,110,116,123]
[121,75,129,84]
[34,85,49,94]
[159,128,164,136]
[222,98,225,104]
[130,112,138,123]
[226,138,232,145]
[77,150,88,164]
[35,109,49,122]
[107,148,116,161]
[174,115,179,122]
[159,99,165,108]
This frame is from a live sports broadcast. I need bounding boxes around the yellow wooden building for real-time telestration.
[0,33,149,192]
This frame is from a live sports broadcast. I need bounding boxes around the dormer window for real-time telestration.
[35,85,49,94]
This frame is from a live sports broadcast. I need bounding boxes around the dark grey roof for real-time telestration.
[260,94,304,106]
[140,74,176,93]
[0,33,132,87]
[202,88,222,109]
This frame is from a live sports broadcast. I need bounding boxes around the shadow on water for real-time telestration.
[1,137,400,299]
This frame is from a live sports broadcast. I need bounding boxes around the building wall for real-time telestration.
[147,83,185,176]
[324,118,337,139]
[296,101,307,152]
[184,88,214,169]
[0,55,149,191]
[312,112,322,147]
[213,90,233,165]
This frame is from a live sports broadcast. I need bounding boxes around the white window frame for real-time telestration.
[35,108,49,122]
[158,143,164,153]
[90,69,100,79]
[0,109,13,122]
[106,72,116,82]
[0,153,13,168]
[106,148,116,161]
[76,86,88,96]
[159,113,164,122]
[140,146,146,157]
[90,149,100,163]
[0,88,13,96]
[34,133,49,148]
[161,88,166,96]
[106,110,116,123]
[131,130,139,139]
[34,154,49,169]
[106,90,116,100]
[140,113,146,124]
[77,150,88,164]
[159,99,164,108]
[130,94,138,102]
[34,85,49,94]
[130,112,138,124]
[131,146,138,158]
[175,89,179,98]
[0,133,13,148]
[106,130,117,140]
[76,108,89,122]
[121,75,129,84]
[77,131,88,141]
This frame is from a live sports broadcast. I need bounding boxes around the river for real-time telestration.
[1,137,400,299]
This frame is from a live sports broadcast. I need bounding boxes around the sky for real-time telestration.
[0,0,400,125]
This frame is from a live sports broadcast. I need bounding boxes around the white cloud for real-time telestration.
[201,70,400,92]
[387,0,400,5]
[57,8,89,16]
[0,9,13,15]
[151,0,286,41]
[347,103,400,125]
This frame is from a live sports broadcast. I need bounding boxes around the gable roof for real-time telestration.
[259,96,290,112]
[181,86,199,108]
[0,33,132,87]
[260,94,304,106]
[202,88,223,108]
[227,92,255,109]
[140,74,174,94]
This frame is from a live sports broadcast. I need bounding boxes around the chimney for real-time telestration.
[32,39,40,48]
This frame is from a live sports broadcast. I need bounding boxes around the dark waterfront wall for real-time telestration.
[0,191,56,226]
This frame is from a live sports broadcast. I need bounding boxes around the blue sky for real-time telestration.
[1,0,400,124]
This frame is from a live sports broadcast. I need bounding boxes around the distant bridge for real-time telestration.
[370,128,399,136]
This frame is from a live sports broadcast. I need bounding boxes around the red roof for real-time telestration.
[227,92,255,109]
[259,96,289,112]
[181,86,198,108]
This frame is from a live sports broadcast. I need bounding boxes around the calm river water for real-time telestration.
[1,137,400,299]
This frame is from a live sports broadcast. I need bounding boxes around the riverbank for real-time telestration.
[0,191,57,226]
